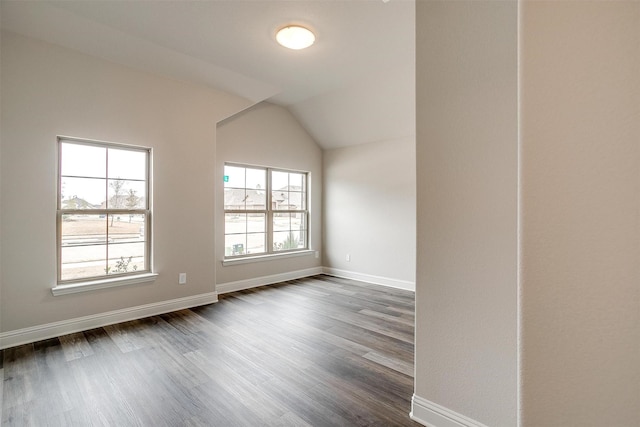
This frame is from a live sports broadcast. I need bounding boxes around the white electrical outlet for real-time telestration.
[315,251,319,259]
[179,273,187,285]
[346,254,351,262]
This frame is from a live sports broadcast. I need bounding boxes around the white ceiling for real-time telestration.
[1,0,415,149]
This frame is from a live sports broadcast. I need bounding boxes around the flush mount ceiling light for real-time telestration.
[276,25,315,50]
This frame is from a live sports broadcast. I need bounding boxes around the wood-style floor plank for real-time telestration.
[2,275,418,426]
[59,332,95,361]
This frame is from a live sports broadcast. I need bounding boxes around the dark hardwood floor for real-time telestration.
[1,275,418,426]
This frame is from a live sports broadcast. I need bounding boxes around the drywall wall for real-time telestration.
[414,1,518,426]
[520,1,640,425]
[0,29,3,338]
[215,102,322,287]
[323,137,416,289]
[0,32,251,333]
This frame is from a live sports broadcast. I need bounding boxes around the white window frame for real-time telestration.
[53,136,155,295]
[223,163,309,261]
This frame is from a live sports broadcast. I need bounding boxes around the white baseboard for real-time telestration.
[410,394,489,427]
[322,267,415,292]
[216,267,324,294]
[0,292,218,350]
[1,266,411,349]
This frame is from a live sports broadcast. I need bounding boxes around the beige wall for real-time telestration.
[520,1,640,425]
[0,29,3,336]
[416,1,640,426]
[415,1,518,426]
[0,32,250,332]
[323,137,416,288]
[215,102,322,286]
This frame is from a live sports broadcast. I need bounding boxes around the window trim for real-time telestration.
[52,272,158,296]
[221,249,314,267]
[223,163,309,260]
[56,136,153,288]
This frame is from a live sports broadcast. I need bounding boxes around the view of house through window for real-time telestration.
[224,163,308,258]
[57,137,151,283]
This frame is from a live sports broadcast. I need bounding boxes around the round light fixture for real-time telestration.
[276,25,315,50]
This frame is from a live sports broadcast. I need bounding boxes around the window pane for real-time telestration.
[223,166,266,210]
[224,188,245,210]
[108,148,146,181]
[137,214,148,241]
[125,183,147,209]
[288,192,304,210]
[107,213,145,237]
[247,213,265,233]
[107,242,145,275]
[61,177,106,208]
[246,233,266,254]
[111,214,146,244]
[224,165,245,188]
[60,215,149,280]
[61,214,107,247]
[273,231,303,252]
[107,179,146,209]
[60,142,106,178]
[289,173,303,189]
[225,234,246,256]
[246,168,266,190]
[245,189,266,210]
[272,190,290,210]
[224,212,266,257]
[272,171,288,191]
[292,212,307,233]
[61,244,107,281]
[60,212,109,280]
[273,212,291,231]
[295,213,308,249]
[225,213,247,234]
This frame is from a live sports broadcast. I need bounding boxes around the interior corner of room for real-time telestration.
[2,1,639,426]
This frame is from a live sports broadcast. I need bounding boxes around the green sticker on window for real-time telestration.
[223,175,229,182]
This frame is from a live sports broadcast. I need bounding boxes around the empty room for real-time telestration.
[1,1,418,425]
[1,1,639,427]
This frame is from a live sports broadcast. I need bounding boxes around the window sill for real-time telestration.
[222,250,315,266]
[52,273,158,296]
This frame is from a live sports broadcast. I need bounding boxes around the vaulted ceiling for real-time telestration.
[1,0,415,149]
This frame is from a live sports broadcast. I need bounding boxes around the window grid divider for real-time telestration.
[57,136,152,285]
[224,163,308,259]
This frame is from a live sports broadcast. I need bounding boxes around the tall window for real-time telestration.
[57,137,151,283]
[224,164,308,258]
